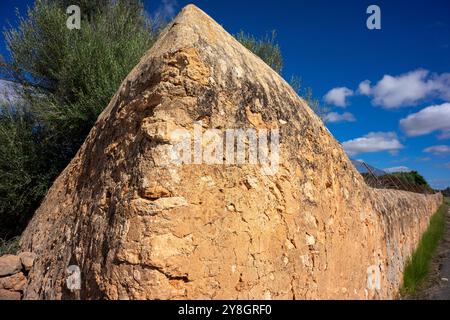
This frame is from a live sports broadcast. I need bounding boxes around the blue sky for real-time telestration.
[1,0,450,188]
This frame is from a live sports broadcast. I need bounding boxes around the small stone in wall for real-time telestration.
[0,255,22,277]
[264,290,272,300]
[302,182,315,202]
[143,186,172,200]
[300,255,311,267]
[18,252,36,271]
[0,272,27,291]
[342,188,349,200]
[0,289,21,300]
[285,239,295,250]
[244,176,259,190]
[153,197,187,210]
[305,234,316,246]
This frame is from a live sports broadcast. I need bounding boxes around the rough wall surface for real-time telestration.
[18,5,442,300]
[369,190,442,297]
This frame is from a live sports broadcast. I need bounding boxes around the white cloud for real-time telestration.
[400,103,450,137]
[416,157,431,162]
[384,166,412,173]
[324,87,354,107]
[153,0,178,22]
[430,178,450,189]
[433,73,450,101]
[323,112,356,123]
[423,145,450,155]
[358,80,372,95]
[359,69,450,108]
[438,131,450,140]
[342,132,404,156]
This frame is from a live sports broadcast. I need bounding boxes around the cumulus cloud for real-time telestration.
[384,166,412,173]
[342,132,404,156]
[423,145,450,155]
[359,70,450,108]
[400,103,450,137]
[358,80,372,95]
[433,73,450,101]
[323,112,356,123]
[324,87,354,107]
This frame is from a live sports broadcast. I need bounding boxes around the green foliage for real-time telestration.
[362,170,434,194]
[289,75,328,118]
[391,171,432,191]
[401,198,449,296]
[0,104,55,238]
[3,0,157,157]
[289,75,302,93]
[442,187,450,197]
[0,236,20,256]
[235,33,327,118]
[236,30,284,74]
[0,0,157,239]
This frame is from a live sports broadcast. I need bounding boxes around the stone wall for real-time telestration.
[0,191,441,300]
[1,191,442,300]
[10,5,446,300]
[0,252,35,300]
[370,190,442,298]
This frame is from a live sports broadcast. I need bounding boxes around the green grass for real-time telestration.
[0,236,20,256]
[400,197,450,296]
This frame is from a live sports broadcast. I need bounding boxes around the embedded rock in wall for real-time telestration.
[19,5,442,300]
[0,253,35,300]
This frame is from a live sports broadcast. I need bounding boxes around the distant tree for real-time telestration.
[365,171,434,193]
[442,187,450,197]
[392,171,430,189]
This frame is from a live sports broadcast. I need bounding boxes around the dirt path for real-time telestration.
[413,207,450,300]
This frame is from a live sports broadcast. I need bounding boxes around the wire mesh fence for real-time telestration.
[353,161,436,195]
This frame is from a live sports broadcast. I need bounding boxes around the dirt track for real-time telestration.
[413,207,450,300]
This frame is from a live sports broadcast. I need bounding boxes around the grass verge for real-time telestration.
[400,197,450,296]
